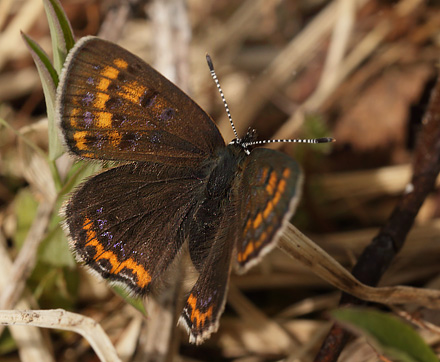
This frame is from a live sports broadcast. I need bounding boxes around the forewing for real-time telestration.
[235,148,303,272]
[63,162,205,295]
[56,36,225,165]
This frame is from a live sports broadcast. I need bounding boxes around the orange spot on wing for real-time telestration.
[83,218,94,231]
[253,212,263,229]
[69,108,80,127]
[273,179,286,206]
[95,112,112,128]
[266,171,277,195]
[258,167,269,185]
[101,65,119,80]
[243,219,252,236]
[188,294,213,328]
[238,225,274,263]
[237,253,242,263]
[97,77,111,92]
[73,131,88,150]
[119,81,146,104]
[114,58,128,69]
[81,218,151,288]
[239,241,255,262]
[255,234,266,248]
[263,201,274,219]
[94,92,110,109]
[108,131,122,147]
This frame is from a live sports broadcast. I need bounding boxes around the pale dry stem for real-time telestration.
[279,223,440,310]
[0,309,121,362]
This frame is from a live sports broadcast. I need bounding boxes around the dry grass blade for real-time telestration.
[274,0,424,142]
[208,0,280,57]
[0,0,44,70]
[0,309,121,362]
[0,202,53,315]
[3,0,440,360]
[0,234,54,362]
[317,164,415,201]
[218,0,369,140]
[279,223,440,309]
[307,0,356,112]
[0,68,41,101]
[115,317,143,362]
[227,283,295,354]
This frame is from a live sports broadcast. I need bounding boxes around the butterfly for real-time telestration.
[56,36,331,344]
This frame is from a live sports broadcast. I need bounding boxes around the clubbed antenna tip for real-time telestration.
[316,137,336,143]
[206,54,214,71]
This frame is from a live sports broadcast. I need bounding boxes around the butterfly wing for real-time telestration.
[180,205,237,344]
[235,148,303,272]
[56,36,225,166]
[63,162,207,295]
[179,146,302,343]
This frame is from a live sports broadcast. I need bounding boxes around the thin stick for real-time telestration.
[315,35,440,360]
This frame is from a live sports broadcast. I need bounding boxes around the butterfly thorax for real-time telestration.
[205,142,247,199]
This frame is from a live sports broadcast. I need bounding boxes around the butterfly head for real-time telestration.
[228,127,258,156]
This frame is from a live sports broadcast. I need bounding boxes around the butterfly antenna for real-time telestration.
[206,54,239,141]
[243,137,335,148]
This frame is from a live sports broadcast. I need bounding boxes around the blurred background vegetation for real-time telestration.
[0,0,439,361]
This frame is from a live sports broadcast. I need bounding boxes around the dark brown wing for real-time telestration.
[56,36,225,166]
[180,206,237,344]
[63,162,206,295]
[234,148,303,273]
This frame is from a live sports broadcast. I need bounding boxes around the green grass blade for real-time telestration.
[332,308,439,362]
[43,0,75,73]
[21,32,64,163]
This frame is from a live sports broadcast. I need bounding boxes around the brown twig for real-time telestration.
[314,72,440,361]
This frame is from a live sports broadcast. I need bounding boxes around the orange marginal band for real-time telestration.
[82,218,151,288]
[187,293,213,328]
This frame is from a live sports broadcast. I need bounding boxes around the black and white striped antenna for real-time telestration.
[206,54,239,141]
[206,54,335,147]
